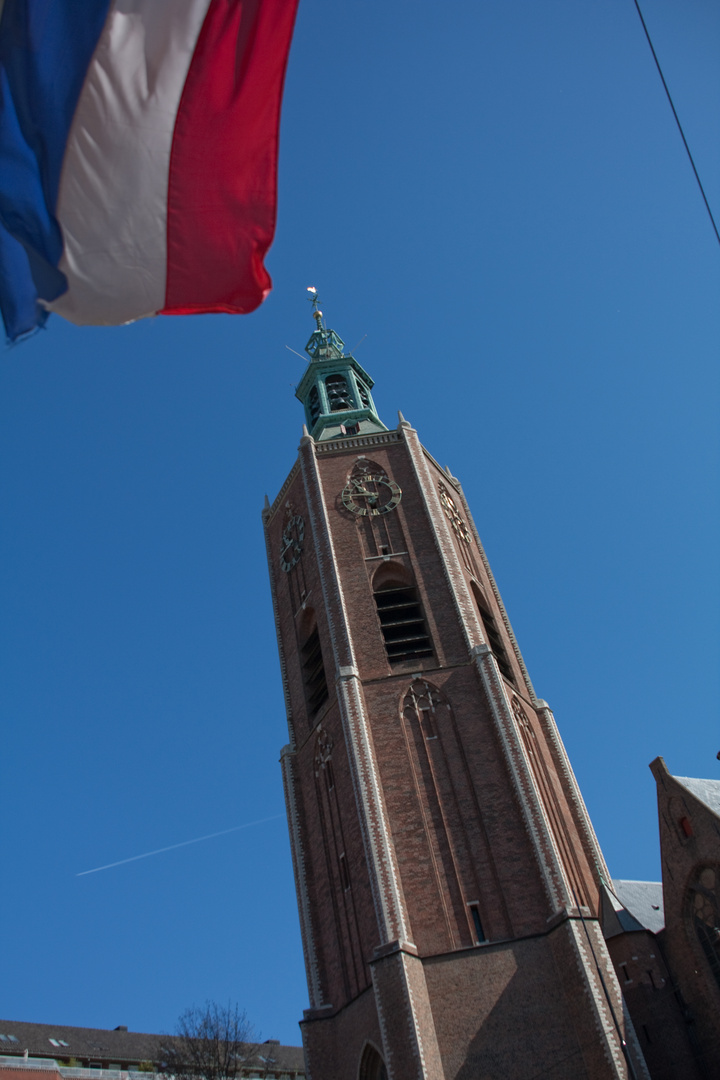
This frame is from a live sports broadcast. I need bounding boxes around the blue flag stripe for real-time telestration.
[0,0,112,339]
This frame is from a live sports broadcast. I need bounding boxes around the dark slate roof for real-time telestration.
[0,1023,163,1064]
[673,775,720,817]
[612,880,665,934]
[0,1024,304,1076]
[601,884,644,939]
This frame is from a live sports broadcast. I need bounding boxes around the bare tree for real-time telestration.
[159,1002,260,1080]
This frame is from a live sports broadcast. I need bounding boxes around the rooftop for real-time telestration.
[673,775,720,817]
[612,880,665,935]
[0,1023,304,1080]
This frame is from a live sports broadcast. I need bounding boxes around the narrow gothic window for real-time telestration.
[374,581,433,663]
[471,582,515,684]
[301,625,328,717]
[326,373,353,411]
[419,703,437,739]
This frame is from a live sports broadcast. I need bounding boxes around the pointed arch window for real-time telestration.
[403,679,442,739]
[358,1044,387,1080]
[301,622,328,718]
[314,726,336,795]
[326,373,353,411]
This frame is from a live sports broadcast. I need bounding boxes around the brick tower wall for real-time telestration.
[264,422,647,1080]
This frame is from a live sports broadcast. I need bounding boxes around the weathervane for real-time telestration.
[307,286,324,330]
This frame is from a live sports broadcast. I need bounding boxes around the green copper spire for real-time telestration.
[295,288,388,441]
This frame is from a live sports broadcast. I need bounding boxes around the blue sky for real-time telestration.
[1,0,719,1049]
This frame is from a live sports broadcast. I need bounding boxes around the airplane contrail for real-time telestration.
[76,814,284,876]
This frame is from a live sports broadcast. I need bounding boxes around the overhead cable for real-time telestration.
[632,0,720,249]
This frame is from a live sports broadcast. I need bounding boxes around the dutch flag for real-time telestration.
[0,0,298,342]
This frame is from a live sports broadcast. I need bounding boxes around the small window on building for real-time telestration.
[325,373,352,411]
[357,381,371,408]
[469,905,486,943]
[374,583,433,663]
[301,626,328,717]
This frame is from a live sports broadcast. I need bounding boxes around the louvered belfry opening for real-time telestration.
[374,582,433,663]
[472,583,515,685]
[301,625,328,716]
[308,384,321,424]
[326,373,353,411]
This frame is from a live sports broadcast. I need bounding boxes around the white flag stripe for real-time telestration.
[48,0,212,325]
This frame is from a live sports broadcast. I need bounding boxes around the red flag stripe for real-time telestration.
[161,0,299,316]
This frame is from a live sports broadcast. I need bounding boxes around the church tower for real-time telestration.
[263,297,649,1080]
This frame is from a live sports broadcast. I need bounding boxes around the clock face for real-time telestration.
[280,514,305,571]
[438,483,472,543]
[342,474,402,516]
